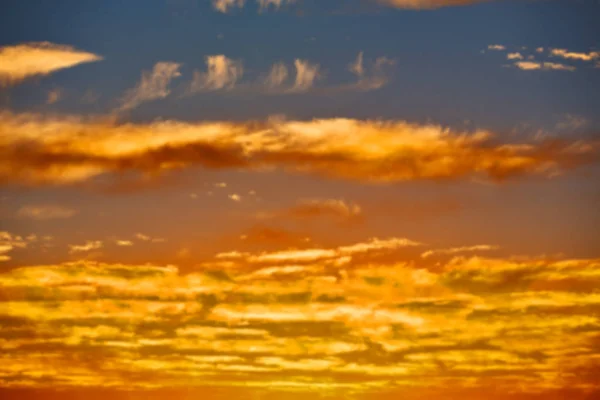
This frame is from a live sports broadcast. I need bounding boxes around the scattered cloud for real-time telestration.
[119,62,182,111]
[514,61,576,71]
[0,42,102,86]
[189,55,243,93]
[0,231,31,261]
[263,62,289,89]
[550,48,600,62]
[487,44,506,51]
[115,240,133,247]
[347,52,396,91]
[212,0,245,13]
[291,59,320,92]
[46,88,62,104]
[135,233,166,243]
[229,193,242,202]
[376,0,491,9]
[68,240,103,254]
[258,0,294,11]
[507,52,524,60]
[16,205,77,220]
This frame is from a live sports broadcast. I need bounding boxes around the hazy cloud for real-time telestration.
[17,205,77,220]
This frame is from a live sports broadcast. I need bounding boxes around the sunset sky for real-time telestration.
[1,0,599,399]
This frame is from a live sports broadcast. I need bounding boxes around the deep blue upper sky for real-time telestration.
[1,0,599,132]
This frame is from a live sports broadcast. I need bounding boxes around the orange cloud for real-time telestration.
[0,42,102,86]
[377,0,490,9]
[0,112,598,187]
[0,240,599,393]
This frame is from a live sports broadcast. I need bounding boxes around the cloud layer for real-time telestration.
[0,42,102,86]
[0,112,597,187]
[0,236,599,395]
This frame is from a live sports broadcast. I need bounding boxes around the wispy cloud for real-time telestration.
[1,111,598,187]
[17,205,77,220]
[212,0,245,13]
[0,42,102,86]
[291,59,320,92]
[119,62,182,111]
[514,61,576,71]
[189,55,243,93]
[377,0,491,9]
[68,240,103,254]
[549,48,600,62]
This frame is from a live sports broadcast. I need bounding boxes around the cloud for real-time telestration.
[487,44,506,51]
[68,240,103,254]
[507,52,524,60]
[291,59,320,92]
[514,61,576,71]
[0,231,32,262]
[116,240,133,247]
[16,205,77,220]
[347,52,396,91]
[0,238,599,393]
[46,88,62,105]
[260,199,362,222]
[0,42,102,86]
[258,0,294,11]
[229,194,242,202]
[213,0,245,13]
[189,55,243,93]
[119,62,182,111]
[376,0,491,9]
[263,62,289,89]
[421,244,499,258]
[549,48,600,62]
[0,112,598,187]
[135,233,166,243]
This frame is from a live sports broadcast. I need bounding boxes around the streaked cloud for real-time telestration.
[16,204,77,220]
[377,0,491,9]
[549,48,600,62]
[0,42,102,86]
[189,55,243,92]
[68,240,103,254]
[259,198,362,222]
[0,238,598,393]
[421,244,499,258]
[514,61,576,71]
[1,111,598,187]
[135,233,166,243]
[119,62,182,111]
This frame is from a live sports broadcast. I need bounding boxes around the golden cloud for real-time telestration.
[0,237,599,394]
[0,112,598,187]
[0,42,102,86]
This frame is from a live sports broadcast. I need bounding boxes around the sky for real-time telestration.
[0,0,599,399]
